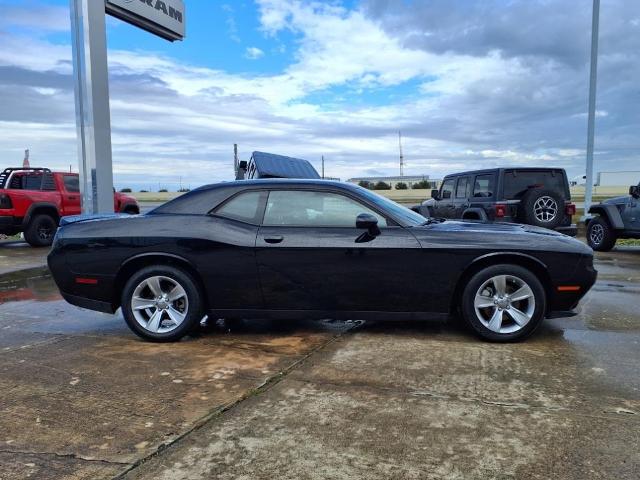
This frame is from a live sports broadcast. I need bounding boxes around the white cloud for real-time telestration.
[244,47,265,60]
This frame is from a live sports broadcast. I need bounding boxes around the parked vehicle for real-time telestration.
[236,151,320,180]
[48,179,596,343]
[414,168,577,236]
[586,182,640,251]
[0,167,139,246]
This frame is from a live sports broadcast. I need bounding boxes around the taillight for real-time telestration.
[565,203,576,216]
[0,194,12,209]
[495,204,507,218]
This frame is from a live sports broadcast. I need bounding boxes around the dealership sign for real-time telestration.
[105,0,185,41]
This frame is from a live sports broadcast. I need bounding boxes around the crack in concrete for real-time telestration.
[110,320,364,480]
[0,448,130,466]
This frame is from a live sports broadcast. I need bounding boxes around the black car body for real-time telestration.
[585,182,640,251]
[416,168,577,236]
[48,180,596,342]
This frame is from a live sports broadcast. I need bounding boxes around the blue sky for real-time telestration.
[0,0,639,190]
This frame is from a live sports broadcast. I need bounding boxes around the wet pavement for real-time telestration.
[0,246,639,479]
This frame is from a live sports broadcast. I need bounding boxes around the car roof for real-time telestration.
[195,178,351,192]
[442,167,567,178]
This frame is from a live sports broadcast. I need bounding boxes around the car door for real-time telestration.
[434,178,456,218]
[61,174,81,216]
[622,188,640,231]
[255,189,426,313]
[453,176,471,217]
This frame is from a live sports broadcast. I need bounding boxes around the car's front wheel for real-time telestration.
[461,264,546,342]
[121,265,203,342]
[586,217,616,251]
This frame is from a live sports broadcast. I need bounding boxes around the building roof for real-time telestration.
[250,151,320,179]
[347,175,429,182]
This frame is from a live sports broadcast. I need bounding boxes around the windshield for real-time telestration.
[354,186,428,226]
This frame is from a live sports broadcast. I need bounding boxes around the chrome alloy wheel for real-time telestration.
[473,274,536,334]
[131,276,189,334]
[589,223,604,245]
[533,196,558,222]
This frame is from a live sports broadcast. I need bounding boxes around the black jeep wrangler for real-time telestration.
[585,182,640,251]
[415,168,577,236]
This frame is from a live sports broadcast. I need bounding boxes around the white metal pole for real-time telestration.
[70,0,114,214]
[584,0,600,217]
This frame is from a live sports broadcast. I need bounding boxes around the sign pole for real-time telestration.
[70,0,114,214]
[584,0,600,217]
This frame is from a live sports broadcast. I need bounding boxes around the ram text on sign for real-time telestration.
[105,0,185,41]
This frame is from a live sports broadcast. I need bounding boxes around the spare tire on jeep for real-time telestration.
[518,188,564,229]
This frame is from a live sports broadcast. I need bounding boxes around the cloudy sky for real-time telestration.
[0,0,638,190]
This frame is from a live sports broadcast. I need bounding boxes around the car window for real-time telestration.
[503,170,567,199]
[215,190,267,224]
[263,190,388,227]
[440,178,455,199]
[63,175,80,192]
[456,177,470,199]
[473,175,494,198]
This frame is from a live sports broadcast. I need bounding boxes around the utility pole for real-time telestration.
[584,0,600,217]
[398,131,404,177]
[322,155,325,179]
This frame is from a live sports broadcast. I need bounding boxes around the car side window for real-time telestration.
[63,175,80,193]
[263,190,388,227]
[440,179,455,199]
[456,177,470,199]
[215,191,267,224]
[473,175,494,198]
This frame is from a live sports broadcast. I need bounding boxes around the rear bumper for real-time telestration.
[61,292,116,314]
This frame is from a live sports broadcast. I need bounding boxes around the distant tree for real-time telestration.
[139,189,149,193]
[358,180,373,189]
[411,180,430,189]
[178,188,191,192]
[373,181,391,190]
[395,182,408,190]
[119,188,132,193]
[159,188,168,193]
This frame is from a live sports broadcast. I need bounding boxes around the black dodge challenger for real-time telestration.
[48,180,596,342]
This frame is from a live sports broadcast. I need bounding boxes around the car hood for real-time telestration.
[413,220,591,254]
[601,196,629,205]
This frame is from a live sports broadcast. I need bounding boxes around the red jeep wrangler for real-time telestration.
[0,167,139,247]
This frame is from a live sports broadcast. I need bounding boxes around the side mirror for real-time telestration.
[356,213,380,238]
[431,189,440,200]
[629,185,639,198]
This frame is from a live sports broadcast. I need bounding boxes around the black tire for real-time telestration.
[122,206,139,215]
[24,214,57,247]
[587,217,616,251]
[518,188,564,229]
[461,264,546,342]
[121,265,204,342]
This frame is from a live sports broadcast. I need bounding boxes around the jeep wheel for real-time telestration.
[519,188,564,229]
[587,217,616,251]
[24,214,57,247]
[461,264,546,342]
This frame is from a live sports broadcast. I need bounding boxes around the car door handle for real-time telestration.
[68,196,78,200]
[263,235,284,244]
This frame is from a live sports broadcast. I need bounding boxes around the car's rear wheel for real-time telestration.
[587,217,616,251]
[461,264,546,342]
[24,214,57,247]
[121,265,203,342]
